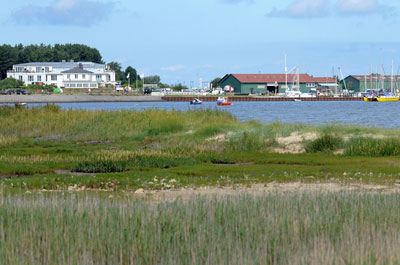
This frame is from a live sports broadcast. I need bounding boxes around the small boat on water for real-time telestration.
[216,97,232,106]
[376,94,399,102]
[190,98,203,105]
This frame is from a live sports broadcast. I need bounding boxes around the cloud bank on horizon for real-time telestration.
[268,0,385,18]
[13,0,115,26]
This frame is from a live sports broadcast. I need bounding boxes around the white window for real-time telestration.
[67,74,70,79]
[45,67,49,72]
[18,75,23,81]
[96,75,102,81]
[70,84,76,88]
[77,84,83,88]
[90,84,97,88]
[82,74,86,79]
[75,74,78,79]
[65,84,70,88]
[51,75,57,81]
[306,83,316,87]
[83,84,88,88]
[16,67,24,72]
[36,67,42,73]
[37,75,42,82]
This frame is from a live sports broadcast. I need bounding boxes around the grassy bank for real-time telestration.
[1,105,400,190]
[0,191,399,264]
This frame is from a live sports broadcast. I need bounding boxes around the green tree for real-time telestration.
[0,45,18,80]
[144,75,160,84]
[211,77,222,88]
[124,66,138,83]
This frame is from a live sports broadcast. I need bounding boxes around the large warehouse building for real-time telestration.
[219,73,337,94]
[341,75,400,93]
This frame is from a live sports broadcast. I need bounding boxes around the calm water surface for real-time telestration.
[30,101,400,129]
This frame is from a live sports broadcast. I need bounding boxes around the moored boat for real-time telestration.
[216,97,232,106]
[376,95,399,102]
[190,98,203,105]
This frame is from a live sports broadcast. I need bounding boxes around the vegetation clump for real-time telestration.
[305,133,343,153]
[71,160,128,173]
[344,137,400,157]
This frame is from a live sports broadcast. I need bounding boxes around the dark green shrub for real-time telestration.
[71,160,127,173]
[305,133,343,153]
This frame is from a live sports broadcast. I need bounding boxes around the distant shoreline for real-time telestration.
[0,94,365,104]
[0,95,163,103]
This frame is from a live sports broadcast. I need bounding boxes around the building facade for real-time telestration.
[341,75,400,93]
[6,61,116,88]
[219,74,337,94]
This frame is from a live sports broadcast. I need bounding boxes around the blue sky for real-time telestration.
[1,0,400,85]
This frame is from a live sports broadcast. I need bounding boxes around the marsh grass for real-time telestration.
[1,192,400,265]
[71,160,128,173]
[344,137,400,156]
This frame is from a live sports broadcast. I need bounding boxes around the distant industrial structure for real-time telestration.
[219,74,337,95]
[7,61,116,88]
[341,75,400,93]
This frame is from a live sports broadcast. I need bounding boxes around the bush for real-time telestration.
[0,78,23,89]
[305,133,343,153]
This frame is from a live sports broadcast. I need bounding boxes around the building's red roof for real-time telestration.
[231,74,336,84]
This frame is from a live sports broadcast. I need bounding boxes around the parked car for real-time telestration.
[16,89,27,95]
[144,88,152,94]
[1,89,15,95]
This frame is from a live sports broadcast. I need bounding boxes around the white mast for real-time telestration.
[284,50,288,89]
[391,59,394,93]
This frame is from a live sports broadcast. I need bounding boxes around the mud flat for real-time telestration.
[0,94,163,103]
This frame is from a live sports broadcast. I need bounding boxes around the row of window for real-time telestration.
[21,75,57,82]
[16,74,107,83]
[65,83,98,88]
[16,67,50,73]
[65,74,104,80]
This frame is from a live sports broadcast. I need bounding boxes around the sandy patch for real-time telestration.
[273,132,317,154]
[131,182,400,201]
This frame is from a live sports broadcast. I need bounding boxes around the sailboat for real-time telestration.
[376,56,399,102]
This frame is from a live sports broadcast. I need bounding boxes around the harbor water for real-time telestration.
[28,101,400,129]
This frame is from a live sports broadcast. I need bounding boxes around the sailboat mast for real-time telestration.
[285,51,288,89]
[391,59,394,93]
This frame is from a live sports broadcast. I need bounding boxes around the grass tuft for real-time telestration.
[305,133,343,153]
[344,137,400,156]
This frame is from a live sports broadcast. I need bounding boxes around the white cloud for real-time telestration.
[268,0,328,18]
[336,0,378,14]
[13,0,115,27]
[161,64,185,71]
[54,0,78,10]
[219,0,254,4]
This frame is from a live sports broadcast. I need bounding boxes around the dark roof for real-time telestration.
[222,74,336,84]
[15,62,104,68]
[61,67,93,74]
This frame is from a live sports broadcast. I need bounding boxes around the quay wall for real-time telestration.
[162,96,363,102]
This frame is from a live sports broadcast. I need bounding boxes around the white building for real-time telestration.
[6,61,116,88]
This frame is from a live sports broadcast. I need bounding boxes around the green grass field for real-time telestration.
[2,105,400,264]
[1,105,400,191]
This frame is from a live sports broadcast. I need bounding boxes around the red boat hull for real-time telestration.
[217,102,232,106]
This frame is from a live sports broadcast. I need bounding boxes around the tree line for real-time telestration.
[0,44,103,79]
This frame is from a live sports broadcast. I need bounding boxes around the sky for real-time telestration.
[1,0,400,85]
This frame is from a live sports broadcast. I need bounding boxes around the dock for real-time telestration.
[162,96,363,102]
